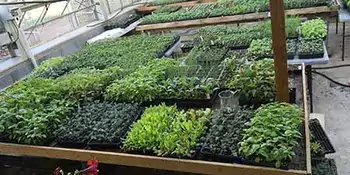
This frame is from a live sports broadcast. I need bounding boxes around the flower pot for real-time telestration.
[218,90,239,109]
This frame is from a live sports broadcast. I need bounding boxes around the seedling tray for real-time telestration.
[199,145,241,163]
[87,108,144,150]
[298,53,324,59]
[309,119,336,154]
[55,141,87,149]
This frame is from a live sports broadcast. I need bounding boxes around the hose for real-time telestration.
[311,70,350,88]
[312,64,350,70]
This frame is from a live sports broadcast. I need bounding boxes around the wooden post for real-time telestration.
[270,0,289,102]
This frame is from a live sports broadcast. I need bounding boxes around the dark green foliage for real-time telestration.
[45,34,177,78]
[203,108,253,157]
[140,0,325,24]
[227,59,275,106]
[55,102,140,144]
[312,159,338,175]
[298,39,324,55]
[185,45,228,69]
[239,103,302,168]
[148,0,191,6]
[123,104,211,157]
[248,38,273,57]
[154,5,182,14]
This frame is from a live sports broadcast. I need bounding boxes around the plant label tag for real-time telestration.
[267,12,271,17]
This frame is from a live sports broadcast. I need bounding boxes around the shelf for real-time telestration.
[136,5,339,31]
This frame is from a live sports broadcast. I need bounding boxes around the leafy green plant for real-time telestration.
[158,77,217,99]
[29,57,66,79]
[123,104,211,157]
[248,38,273,57]
[239,102,302,168]
[227,59,275,106]
[185,45,228,69]
[202,107,253,157]
[311,142,322,154]
[148,0,190,6]
[312,159,337,175]
[55,102,140,144]
[298,39,324,56]
[301,19,327,39]
[0,78,77,145]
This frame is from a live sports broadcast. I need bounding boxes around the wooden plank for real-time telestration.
[136,0,217,14]
[270,0,289,102]
[136,1,199,14]
[0,142,307,175]
[136,5,339,31]
[302,64,312,175]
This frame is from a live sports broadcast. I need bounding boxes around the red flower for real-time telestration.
[81,158,99,175]
[54,167,61,175]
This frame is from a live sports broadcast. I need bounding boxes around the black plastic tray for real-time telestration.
[199,145,241,163]
[157,35,181,58]
[87,108,144,150]
[55,141,87,149]
[298,53,324,59]
[309,119,336,154]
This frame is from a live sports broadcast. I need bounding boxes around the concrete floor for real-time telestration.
[313,21,350,175]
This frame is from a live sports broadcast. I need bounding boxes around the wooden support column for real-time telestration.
[270,0,289,102]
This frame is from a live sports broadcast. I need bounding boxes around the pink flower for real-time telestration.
[81,158,99,175]
[54,167,61,175]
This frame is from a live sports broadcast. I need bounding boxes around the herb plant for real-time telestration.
[239,103,302,168]
[228,59,275,106]
[123,104,211,157]
[202,108,253,157]
[55,102,140,144]
[248,38,273,57]
[29,57,66,79]
[301,19,327,39]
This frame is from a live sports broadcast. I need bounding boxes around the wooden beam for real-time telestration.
[270,0,289,102]
[0,142,307,175]
[137,0,217,14]
[302,64,312,174]
[136,5,339,31]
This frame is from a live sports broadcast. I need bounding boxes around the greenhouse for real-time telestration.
[0,0,347,174]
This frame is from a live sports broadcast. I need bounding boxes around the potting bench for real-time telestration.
[0,64,311,175]
[136,5,339,32]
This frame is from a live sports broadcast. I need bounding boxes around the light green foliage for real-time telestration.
[301,19,327,39]
[29,57,66,79]
[248,38,272,56]
[228,59,275,105]
[311,142,322,154]
[123,104,212,157]
[239,103,302,168]
[148,0,190,6]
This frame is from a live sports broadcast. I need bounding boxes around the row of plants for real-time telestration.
[30,34,179,79]
[105,59,218,102]
[153,5,182,14]
[140,0,332,25]
[148,0,194,6]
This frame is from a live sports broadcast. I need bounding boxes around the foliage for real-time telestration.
[0,78,77,145]
[29,57,66,79]
[56,67,123,101]
[248,38,272,56]
[148,0,190,6]
[185,45,228,70]
[202,107,253,156]
[301,19,327,39]
[158,77,217,99]
[298,39,324,55]
[227,59,275,106]
[312,159,337,175]
[105,59,179,102]
[311,142,322,154]
[239,103,302,168]
[48,34,177,78]
[55,102,140,144]
[123,104,211,157]
[154,5,182,14]
[287,39,297,55]
[140,0,325,24]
